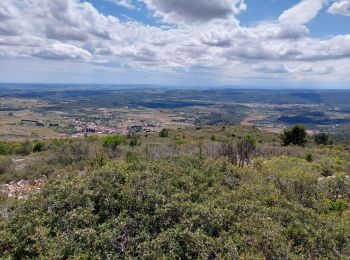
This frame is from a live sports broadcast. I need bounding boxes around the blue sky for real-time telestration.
[87,0,350,37]
[0,0,349,87]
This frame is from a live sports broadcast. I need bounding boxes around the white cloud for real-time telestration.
[0,0,349,85]
[105,0,135,9]
[32,43,92,61]
[141,0,247,24]
[328,0,350,16]
[279,0,324,25]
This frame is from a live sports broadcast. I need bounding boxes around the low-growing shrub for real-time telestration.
[159,128,169,138]
[0,156,13,175]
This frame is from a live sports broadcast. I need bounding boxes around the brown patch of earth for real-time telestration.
[240,114,265,126]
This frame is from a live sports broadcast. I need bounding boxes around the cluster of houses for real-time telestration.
[71,119,160,138]
[20,119,59,127]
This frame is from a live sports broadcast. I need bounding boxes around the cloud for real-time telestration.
[105,0,135,9]
[253,64,288,73]
[0,1,17,20]
[0,0,349,85]
[328,0,350,16]
[31,43,92,61]
[291,64,334,74]
[141,0,247,24]
[279,0,324,25]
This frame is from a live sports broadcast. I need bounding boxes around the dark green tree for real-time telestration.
[159,128,169,138]
[281,125,307,146]
[314,132,329,145]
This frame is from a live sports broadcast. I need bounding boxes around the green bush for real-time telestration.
[1,157,349,258]
[281,125,307,146]
[14,140,32,156]
[306,153,313,162]
[33,142,45,153]
[314,132,329,145]
[159,128,169,138]
[0,142,8,155]
[0,126,349,258]
[51,140,92,166]
[103,134,126,153]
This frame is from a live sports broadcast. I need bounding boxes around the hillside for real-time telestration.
[0,125,350,258]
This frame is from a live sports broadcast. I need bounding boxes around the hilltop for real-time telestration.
[0,125,350,258]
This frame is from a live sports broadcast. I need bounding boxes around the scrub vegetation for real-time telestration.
[0,125,350,258]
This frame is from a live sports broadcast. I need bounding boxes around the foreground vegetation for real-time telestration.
[0,125,350,258]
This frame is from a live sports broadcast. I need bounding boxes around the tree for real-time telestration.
[103,134,126,154]
[314,132,329,145]
[159,128,169,138]
[281,125,307,146]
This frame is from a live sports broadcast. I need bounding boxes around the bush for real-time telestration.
[129,137,140,148]
[1,157,350,258]
[314,133,329,145]
[305,153,313,162]
[14,140,32,156]
[51,141,92,166]
[0,142,8,155]
[0,156,13,175]
[33,142,44,153]
[237,134,257,167]
[281,125,307,146]
[159,128,169,138]
[103,134,126,154]
[221,135,257,167]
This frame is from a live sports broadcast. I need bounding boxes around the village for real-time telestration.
[71,118,160,138]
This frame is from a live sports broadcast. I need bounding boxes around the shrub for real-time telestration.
[281,125,307,146]
[0,142,8,155]
[159,128,169,138]
[14,140,32,156]
[52,141,92,166]
[103,134,126,154]
[33,142,44,153]
[1,157,350,259]
[306,153,313,162]
[129,137,140,148]
[314,132,329,145]
[237,134,257,167]
[221,135,257,167]
[0,156,13,175]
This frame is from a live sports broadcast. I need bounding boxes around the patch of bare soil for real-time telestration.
[240,114,265,126]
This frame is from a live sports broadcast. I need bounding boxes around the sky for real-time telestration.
[0,0,349,88]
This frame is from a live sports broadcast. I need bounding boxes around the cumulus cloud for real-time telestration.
[328,0,350,16]
[141,0,247,24]
[0,0,349,84]
[279,0,324,25]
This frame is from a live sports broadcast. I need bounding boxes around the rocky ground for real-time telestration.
[0,177,46,199]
